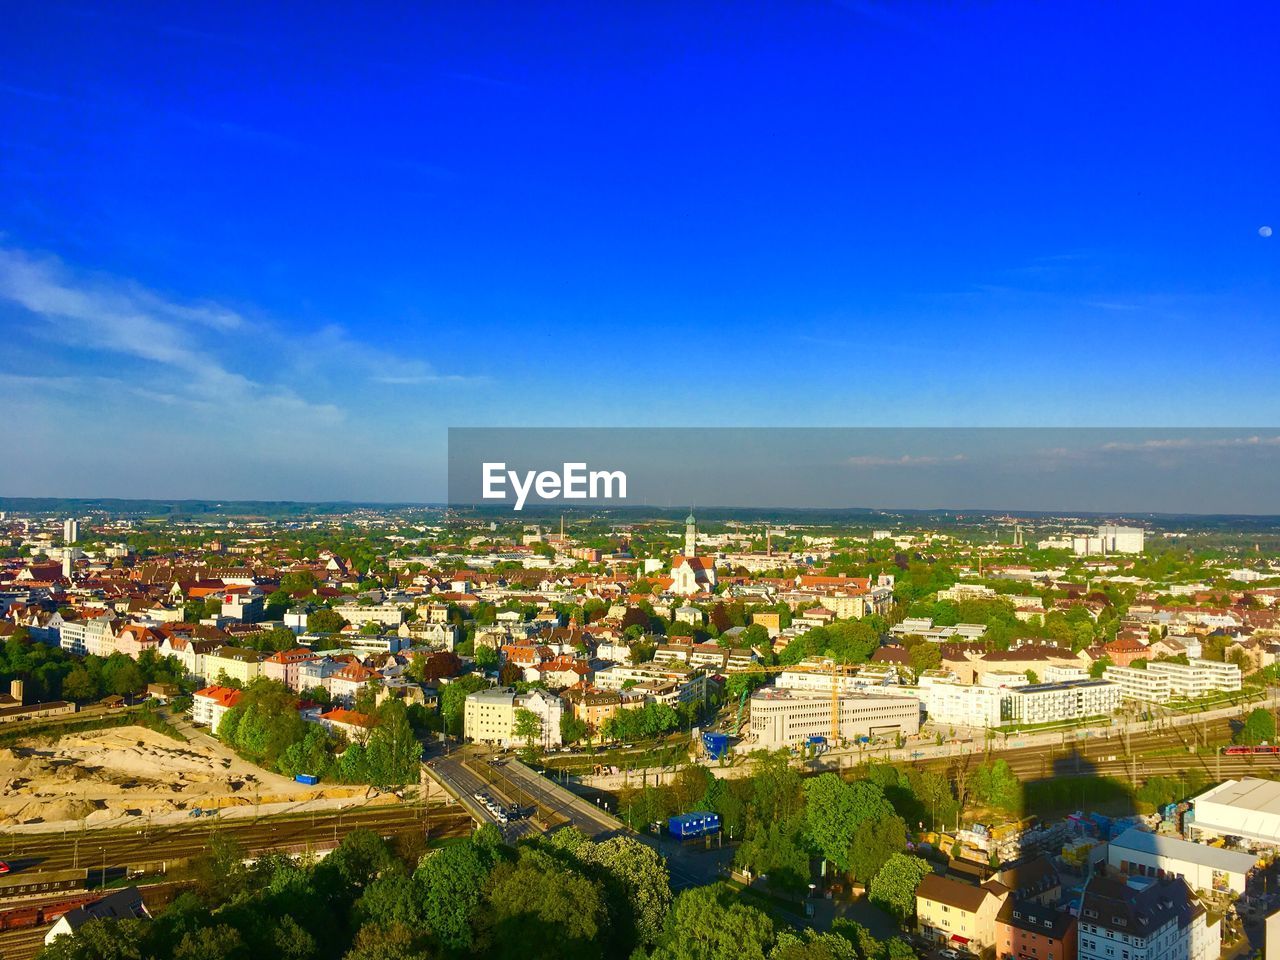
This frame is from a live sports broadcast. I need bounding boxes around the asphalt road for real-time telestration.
[425,752,538,844]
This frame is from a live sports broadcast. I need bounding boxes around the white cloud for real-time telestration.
[846,453,967,467]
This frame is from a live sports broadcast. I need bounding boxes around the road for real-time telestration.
[425,751,539,844]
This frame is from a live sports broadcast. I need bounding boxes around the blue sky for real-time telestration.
[0,1,1277,502]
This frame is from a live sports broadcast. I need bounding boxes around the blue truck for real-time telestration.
[295,773,320,786]
[702,732,729,759]
[668,812,721,840]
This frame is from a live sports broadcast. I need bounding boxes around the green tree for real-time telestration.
[414,831,498,950]
[651,883,775,960]
[971,759,1021,815]
[847,812,907,882]
[867,853,932,925]
[1238,708,1277,745]
[802,775,892,872]
[441,674,490,737]
[512,707,543,753]
[307,609,347,634]
[482,847,608,960]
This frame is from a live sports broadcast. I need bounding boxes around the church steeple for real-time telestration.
[684,511,697,557]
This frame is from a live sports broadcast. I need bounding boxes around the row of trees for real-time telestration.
[39,823,919,960]
[0,633,189,704]
[216,678,421,788]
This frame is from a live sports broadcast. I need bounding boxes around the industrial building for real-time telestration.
[1189,778,1280,847]
[1106,827,1257,896]
[749,688,919,749]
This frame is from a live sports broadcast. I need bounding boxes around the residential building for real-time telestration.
[328,661,380,704]
[995,899,1075,960]
[916,873,1010,954]
[203,646,263,686]
[749,688,919,749]
[463,686,564,748]
[1103,665,1171,703]
[562,688,623,732]
[1005,679,1121,725]
[262,648,319,692]
[916,675,1007,728]
[1077,875,1219,960]
[333,602,404,629]
[45,888,147,946]
[1145,658,1242,698]
[191,685,243,732]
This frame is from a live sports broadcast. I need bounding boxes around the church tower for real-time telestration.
[684,511,697,557]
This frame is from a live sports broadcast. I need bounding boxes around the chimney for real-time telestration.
[10,679,23,705]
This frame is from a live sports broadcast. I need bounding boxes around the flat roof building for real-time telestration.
[1190,778,1280,847]
[749,687,919,749]
[1107,827,1257,896]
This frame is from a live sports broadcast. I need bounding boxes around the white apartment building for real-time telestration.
[1043,664,1089,683]
[1075,525,1145,556]
[1006,679,1121,725]
[1103,665,1172,703]
[333,603,405,629]
[594,663,707,706]
[776,665,900,698]
[749,688,920,749]
[1146,659,1242,698]
[915,675,1007,728]
[463,686,564,749]
[936,583,997,602]
[1078,875,1218,960]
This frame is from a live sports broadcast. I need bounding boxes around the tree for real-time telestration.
[770,929,857,960]
[482,847,608,960]
[1238,708,1277,746]
[441,674,489,737]
[560,712,590,745]
[868,853,932,925]
[802,775,892,872]
[364,698,421,787]
[62,667,99,702]
[847,812,907,882]
[307,609,347,634]
[37,917,148,960]
[971,759,1021,815]
[343,924,430,960]
[474,644,500,669]
[651,883,774,960]
[908,643,941,679]
[573,835,673,948]
[512,707,543,753]
[415,832,498,950]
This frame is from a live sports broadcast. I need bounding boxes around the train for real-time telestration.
[0,867,89,900]
[1223,745,1280,755]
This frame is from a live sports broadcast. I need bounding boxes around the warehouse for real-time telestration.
[1106,827,1257,896]
[1189,778,1280,848]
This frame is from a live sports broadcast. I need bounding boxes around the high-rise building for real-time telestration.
[63,518,79,544]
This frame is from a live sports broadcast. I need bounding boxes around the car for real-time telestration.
[0,861,10,875]
[941,949,963,959]
[473,792,485,801]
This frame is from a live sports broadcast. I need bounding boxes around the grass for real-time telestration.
[994,715,1112,735]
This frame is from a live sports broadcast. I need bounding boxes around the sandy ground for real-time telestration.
[0,725,379,831]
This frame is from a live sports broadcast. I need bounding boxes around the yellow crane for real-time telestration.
[733,658,851,743]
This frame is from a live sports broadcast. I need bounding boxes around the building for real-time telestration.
[463,686,564,749]
[1103,665,1171,703]
[1145,659,1242,698]
[916,675,1007,728]
[191,685,243,732]
[327,661,380,704]
[1005,679,1121,725]
[317,708,374,742]
[594,662,708,707]
[1106,827,1256,896]
[62,518,79,544]
[334,603,405,629]
[1075,525,1145,556]
[1078,875,1218,960]
[1189,777,1280,846]
[45,887,148,945]
[562,688,624,732]
[994,898,1076,960]
[203,646,263,686]
[261,647,318,691]
[749,688,919,749]
[670,555,717,596]
[916,873,1010,955]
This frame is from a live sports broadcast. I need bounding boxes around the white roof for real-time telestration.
[1109,827,1256,873]
[1192,778,1280,843]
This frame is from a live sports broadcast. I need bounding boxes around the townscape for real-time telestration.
[0,502,1276,960]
